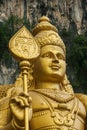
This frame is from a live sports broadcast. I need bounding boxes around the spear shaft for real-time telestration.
[20,61,30,130]
[23,70,29,130]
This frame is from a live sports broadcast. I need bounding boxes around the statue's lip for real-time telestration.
[50,64,60,70]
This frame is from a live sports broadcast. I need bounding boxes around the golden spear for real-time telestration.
[9,26,40,130]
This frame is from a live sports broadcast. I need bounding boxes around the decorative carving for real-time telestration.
[32,16,66,54]
[9,26,40,61]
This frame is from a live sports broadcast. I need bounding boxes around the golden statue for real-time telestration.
[0,16,87,130]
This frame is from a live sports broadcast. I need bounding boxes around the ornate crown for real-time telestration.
[32,16,66,54]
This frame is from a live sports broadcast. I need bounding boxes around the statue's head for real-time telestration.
[32,16,66,83]
[31,16,73,93]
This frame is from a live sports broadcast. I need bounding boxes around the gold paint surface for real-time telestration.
[9,26,40,61]
[0,16,87,130]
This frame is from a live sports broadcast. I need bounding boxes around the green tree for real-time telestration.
[67,35,87,93]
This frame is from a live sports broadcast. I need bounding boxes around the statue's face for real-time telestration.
[34,45,66,83]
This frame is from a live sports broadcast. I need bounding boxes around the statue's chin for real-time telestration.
[38,74,65,83]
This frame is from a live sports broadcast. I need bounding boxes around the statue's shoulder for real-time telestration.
[29,89,51,111]
[75,93,87,110]
[29,89,46,104]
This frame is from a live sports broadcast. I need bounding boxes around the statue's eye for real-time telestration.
[41,52,52,58]
[57,54,65,60]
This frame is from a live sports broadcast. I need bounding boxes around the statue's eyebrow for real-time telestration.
[40,51,53,56]
[57,51,65,57]
[56,53,65,60]
[41,50,65,59]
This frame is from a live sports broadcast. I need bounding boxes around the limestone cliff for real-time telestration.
[0,0,87,90]
[0,0,87,34]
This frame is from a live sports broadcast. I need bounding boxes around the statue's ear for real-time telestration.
[76,93,87,110]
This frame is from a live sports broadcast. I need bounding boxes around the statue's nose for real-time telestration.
[52,55,59,63]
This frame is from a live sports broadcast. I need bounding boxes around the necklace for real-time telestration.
[31,89,74,103]
[31,89,79,130]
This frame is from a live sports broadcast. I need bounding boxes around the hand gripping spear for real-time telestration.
[9,26,40,130]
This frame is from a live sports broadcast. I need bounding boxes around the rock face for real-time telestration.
[0,0,87,85]
[0,0,87,34]
[0,56,19,85]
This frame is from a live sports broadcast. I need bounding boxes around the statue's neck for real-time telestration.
[35,81,61,90]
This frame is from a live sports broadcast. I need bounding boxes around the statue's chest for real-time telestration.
[29,90,86,130]
[30,89,75,111]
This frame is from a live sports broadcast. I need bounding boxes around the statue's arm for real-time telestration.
[75,93,87,130]
[0,86,32,130]
[75,93,87,109]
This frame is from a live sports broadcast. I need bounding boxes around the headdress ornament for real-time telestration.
[32,16,66,54]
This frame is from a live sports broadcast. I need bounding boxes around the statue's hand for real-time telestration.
[10,92,32,126]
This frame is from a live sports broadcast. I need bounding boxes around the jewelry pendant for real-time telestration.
[51,112,63,125]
